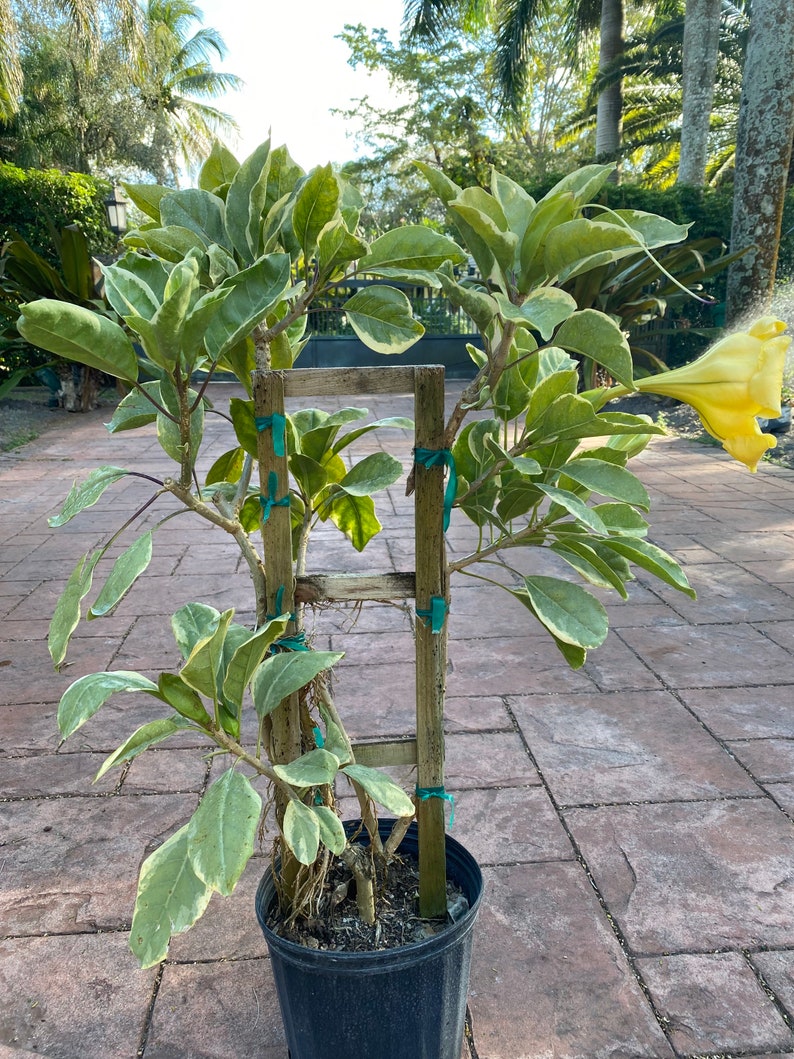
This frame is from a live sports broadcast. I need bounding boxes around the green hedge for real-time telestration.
[0,164,117,261]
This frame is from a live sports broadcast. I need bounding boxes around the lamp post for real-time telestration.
[104,185,128,238]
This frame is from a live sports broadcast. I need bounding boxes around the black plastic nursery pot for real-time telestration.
[255,820,483,1059]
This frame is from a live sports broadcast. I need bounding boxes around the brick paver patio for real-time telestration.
[1,381,793,1058]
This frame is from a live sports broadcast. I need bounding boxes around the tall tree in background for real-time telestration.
[677,0,722,185]
[0,0,140,121]
[570,1,746,185]
[594,0,624,163]
[0,0,240,182]
[726,0,794,321]
[135,0,242,184]
[404,0,660,170]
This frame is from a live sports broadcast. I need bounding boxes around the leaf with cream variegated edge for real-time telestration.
[130,824,212,968]
[283,800,320,865]
[344,286,424,355]
[57,671,159,740]
[186,769,262,896]
[341,764,415,817]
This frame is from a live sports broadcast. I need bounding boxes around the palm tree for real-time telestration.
[563,2,746,185]
[677,0,722,184]
[404,0,671,169]
[0,0,140,122]
[136,0,242,184]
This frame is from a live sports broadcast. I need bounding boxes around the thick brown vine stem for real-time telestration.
[339,843,376,925]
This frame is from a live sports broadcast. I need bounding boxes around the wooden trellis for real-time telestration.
[253,364,450,918]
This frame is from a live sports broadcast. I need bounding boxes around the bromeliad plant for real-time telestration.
[17,140,788,967]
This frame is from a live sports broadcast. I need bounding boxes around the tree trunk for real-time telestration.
[726,0,794,323]
[677,0,722,186]
[595,0,625,180]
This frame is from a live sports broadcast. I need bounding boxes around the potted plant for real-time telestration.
[17,140,789,1058]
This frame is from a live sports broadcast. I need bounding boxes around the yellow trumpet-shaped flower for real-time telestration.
[631,317,790,472]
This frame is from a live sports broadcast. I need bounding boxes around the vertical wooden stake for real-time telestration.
[252,369,301,769]
[414,365,449,919]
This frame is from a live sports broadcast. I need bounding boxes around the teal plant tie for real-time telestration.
[416,595,448,634]
[415,785,455,826]
[259,471,289,522]
[266,584,296,623]
[313,726,325,748]
[269,631,309,653]
[414,448,457,531]
[254,413,286,457]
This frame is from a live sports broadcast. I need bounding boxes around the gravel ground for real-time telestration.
[1,388,793,469]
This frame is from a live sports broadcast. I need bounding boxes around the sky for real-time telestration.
[195,0,405,170]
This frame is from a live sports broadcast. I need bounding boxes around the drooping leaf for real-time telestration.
[333,417,414,454]
[554,310,634,389]
[560,459,650,511]
[336,453,403,497]
[171,603,222,660]
[448,187,517,275]
[592,502,649,537]
[323,491,382,551]
[597,537,696,598]
[415,161,495,281]
[18,301,139,382]
[222,616,289,708]
[538,484,610,536]
[94,716,195,780]
[123,225,208,263]
[206,447,245,486]
[341,764,414,817]
[250,651,344,720]
[360,226,466,275]
[158,672,213,724]
[156,395,204,467]
[180,609,235,700]
[550,539,629,597]
[513,576,608,649]
[283,800,320,865]
[57,671,159,740]
[129,824,212,968]
[435,265,498,333]
[493,288,577,340]
[88,532,153,619]
[312,805,346,855]
[273,748,340,788]
[186,769,262,896]
[105,386,160,434]
[49,467,129,527]
[48,550,102,666]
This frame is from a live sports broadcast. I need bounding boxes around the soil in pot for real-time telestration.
[267,844,469,952]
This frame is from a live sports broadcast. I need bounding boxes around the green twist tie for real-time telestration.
[416,595,448,634]
[313,726,325,748]
[269,630,309,653]
[254,413,286,457]
[415,785,455,826]
[266,584,296,623]
[259,471,290,522]
[414,448,457,531]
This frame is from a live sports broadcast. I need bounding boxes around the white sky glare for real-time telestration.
[195,0,405,170]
